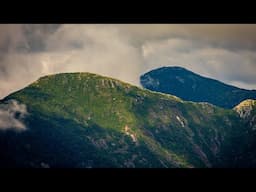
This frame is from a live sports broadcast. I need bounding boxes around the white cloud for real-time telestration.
[0,24,256,100]
[0,100,28,131]
[0,24,145,99]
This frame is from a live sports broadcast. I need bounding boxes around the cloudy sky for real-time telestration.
[1,24,256,99]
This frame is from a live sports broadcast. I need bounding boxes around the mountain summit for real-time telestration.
[0,72,254,167]
[140,66,256,109]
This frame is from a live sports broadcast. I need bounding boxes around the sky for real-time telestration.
[1,24,256,99]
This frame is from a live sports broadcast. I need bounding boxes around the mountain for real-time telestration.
[0,72,253,168]
[140,66,256,109]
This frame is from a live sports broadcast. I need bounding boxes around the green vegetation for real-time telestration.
[0,72,253,167]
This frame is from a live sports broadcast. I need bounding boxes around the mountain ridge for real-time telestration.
[0,72,254,167]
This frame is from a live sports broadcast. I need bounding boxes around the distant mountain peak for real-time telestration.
[141,66,256,109]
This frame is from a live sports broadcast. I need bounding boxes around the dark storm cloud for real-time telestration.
[0,24,60,53]
[22,24,61,52]
[116,24,256,51]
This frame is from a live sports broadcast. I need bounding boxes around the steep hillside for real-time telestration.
[0,72,249,167]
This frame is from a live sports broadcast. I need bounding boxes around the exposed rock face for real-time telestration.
[234,99,256,132]
[234,99,256,119]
